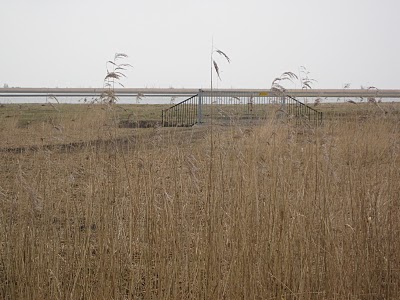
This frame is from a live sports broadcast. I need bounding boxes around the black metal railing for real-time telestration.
[197,92,281,124]
[162,95,198,127]
[286,95,323,125]
[161,92,322,127]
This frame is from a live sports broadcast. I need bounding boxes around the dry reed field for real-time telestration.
[0,102,400,299]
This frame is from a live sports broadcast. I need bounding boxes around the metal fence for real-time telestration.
[162,91,323,127]
[286,95,323,125]
[161,95,198,127]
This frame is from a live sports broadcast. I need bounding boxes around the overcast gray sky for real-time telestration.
[1,0,399,89]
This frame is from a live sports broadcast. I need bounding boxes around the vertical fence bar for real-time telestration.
[198,90,203,124]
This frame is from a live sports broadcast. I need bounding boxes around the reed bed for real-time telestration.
[0,104,399,299]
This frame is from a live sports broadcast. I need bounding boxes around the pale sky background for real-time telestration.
[1,0,399,89]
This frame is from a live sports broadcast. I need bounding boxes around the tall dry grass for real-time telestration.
[0,105,399,299]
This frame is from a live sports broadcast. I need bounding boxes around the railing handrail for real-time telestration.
[286,94,321,113]
[162,94,198,111]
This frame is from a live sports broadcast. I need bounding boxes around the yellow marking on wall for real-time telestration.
[259,92,269,96]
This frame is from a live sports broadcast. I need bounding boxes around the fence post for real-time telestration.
[277,93,286,119]
[197,89,203,124]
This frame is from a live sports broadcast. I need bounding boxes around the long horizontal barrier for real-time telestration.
[1,88,400,98]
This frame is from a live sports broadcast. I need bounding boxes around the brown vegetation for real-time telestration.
[0,103,399,299]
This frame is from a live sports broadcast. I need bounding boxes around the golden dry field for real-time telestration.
[1,102,400,299]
